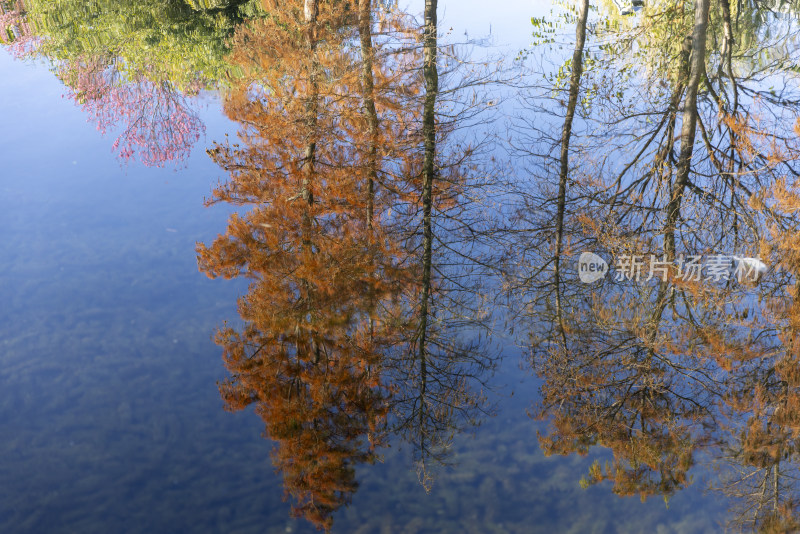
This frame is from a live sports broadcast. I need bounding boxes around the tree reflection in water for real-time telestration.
[8,0,800,530]
[196,0,496,529]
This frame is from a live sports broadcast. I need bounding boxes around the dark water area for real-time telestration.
[3,0,798,532]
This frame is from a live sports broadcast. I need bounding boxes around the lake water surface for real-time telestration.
[3,0,790,531]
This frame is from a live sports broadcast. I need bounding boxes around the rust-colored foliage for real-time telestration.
[532,163,800,528]
[197,1,423,530]
[533,290,702,501]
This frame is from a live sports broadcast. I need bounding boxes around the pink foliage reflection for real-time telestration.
[62,59,206,167]
[0,1,40,58]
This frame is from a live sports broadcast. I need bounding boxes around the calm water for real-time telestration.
[4,0,794,532]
